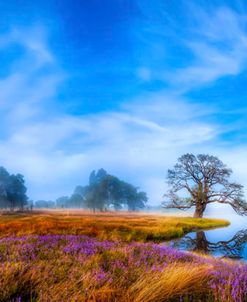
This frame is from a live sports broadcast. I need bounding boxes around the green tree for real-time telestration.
[84,169,148,212]
[0,167,10,208]
[74,185,86,196]
[85,169,110,211]
[56,196,69,208]
[69,193,84,208]
[89,169,107,185]
[6,174,28,210]
[121,182,148,211]
[84,184,104,212]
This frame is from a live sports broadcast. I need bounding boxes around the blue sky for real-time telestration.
[1,0,247,204]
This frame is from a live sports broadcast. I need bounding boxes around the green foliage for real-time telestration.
[55,196,69,208]
[0,167,28,210]
[53,169,148,211]
[83,169,148,211]
[69,193,84,208]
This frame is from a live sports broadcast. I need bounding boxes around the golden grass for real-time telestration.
[0,257,218,302]
[0,211,240,302]
[0,210,229,242]
[129,263,212,302]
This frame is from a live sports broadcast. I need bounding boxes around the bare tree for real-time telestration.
[163,154,247,217]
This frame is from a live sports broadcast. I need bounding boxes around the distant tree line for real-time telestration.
[0,167,28,210]
[35,169,148,211]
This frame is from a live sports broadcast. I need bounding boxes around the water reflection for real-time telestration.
[170,229,247,259]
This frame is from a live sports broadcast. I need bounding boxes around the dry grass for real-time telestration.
[0,260,212,302]
[0,235,242,302]
[129,263,212,302]
[0,211,243,302]
[0,210,229,242]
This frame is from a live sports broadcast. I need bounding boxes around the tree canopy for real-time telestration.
[163,154,247,217]
[51,169,147,211]
[82,169,148,212]
[0,167,28,210]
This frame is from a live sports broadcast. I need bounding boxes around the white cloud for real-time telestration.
[0,25,64,122]
[136,4,247,90]
[0,92,219,201]
[0,26,54,65]
[0,24,222,202]
[0,19,246,208]
[170,7,247,89]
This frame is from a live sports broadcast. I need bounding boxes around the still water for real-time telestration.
[166,214,247,261]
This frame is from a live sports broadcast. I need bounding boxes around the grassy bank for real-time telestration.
[0,210,229,242]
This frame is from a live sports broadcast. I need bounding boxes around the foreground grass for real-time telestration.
[0,210,229,242]
[0,211,236,302]
[0,234,246,302]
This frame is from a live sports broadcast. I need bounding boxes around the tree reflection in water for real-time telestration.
[172,229,247,259]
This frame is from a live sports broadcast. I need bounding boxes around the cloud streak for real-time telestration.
[136,3,247,91]
[1,3,247,207]
[172,7,247,89]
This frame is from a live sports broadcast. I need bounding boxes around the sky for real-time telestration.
[1,0,247,205]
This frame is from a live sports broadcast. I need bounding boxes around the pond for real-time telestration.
[165,214,247,261]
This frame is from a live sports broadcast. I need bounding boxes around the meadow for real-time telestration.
[0,210,229,241]
[0,211,246,302]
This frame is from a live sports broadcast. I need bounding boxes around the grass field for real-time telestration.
[1,211,245,302]
[0,210,229,242]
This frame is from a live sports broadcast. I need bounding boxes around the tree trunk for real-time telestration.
[195,231,208,252]
[193,203,206,218]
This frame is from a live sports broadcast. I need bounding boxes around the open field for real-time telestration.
[0,210,229,242]
[1,211,245,302]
